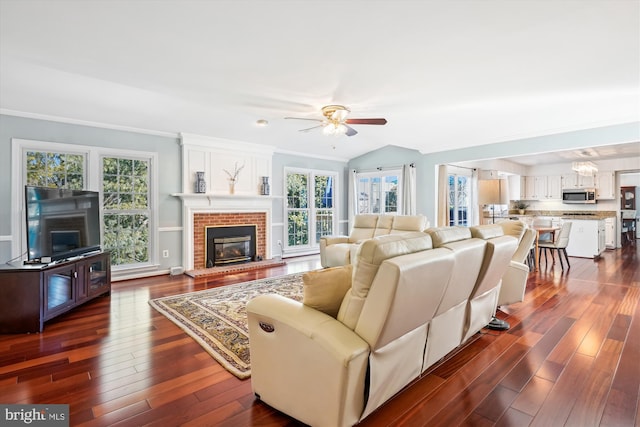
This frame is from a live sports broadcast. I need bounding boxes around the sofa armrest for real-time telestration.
[320,236,353,268]
[321,235,351,246]
[498,260,529,306]
[247,294,370,427]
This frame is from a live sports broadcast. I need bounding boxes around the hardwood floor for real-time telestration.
[1,246,639,426]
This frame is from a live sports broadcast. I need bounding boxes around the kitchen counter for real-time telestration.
[508,210,616,220]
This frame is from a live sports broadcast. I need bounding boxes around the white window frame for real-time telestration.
[355,169,403,214]
[11,138,158,273]
[284,167,338,255]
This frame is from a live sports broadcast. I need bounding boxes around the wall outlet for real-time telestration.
[162,250,169,258]
[277,240,282,247]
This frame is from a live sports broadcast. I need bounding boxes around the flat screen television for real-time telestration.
[25,186,102,262]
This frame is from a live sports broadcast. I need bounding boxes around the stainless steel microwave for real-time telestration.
[562,188,596,204]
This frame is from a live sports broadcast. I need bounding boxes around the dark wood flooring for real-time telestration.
[1,245,639,426]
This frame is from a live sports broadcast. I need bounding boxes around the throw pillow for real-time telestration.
[303,265,353,318]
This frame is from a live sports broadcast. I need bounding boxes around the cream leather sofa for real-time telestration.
[247,225,517,427]
[319,214,429,267]
[497,220,535,307]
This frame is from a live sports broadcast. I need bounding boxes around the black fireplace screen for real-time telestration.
[205,224,257,268]
[213,236,251,265]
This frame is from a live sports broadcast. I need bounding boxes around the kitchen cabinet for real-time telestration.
[605,217,616,249]
[562,173,595,189]
[595,171,615,200]
[564,219,605,258]
[521,175,561,200]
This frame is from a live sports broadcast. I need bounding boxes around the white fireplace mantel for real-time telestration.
[172,192,279,271]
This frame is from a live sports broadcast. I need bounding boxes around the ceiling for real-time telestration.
[1,0,639,161]
[495,141,640,166]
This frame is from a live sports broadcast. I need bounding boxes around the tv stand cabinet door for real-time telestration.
[86,252,111,298]
[42,264,76,321]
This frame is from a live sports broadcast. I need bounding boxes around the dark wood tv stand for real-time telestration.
[0,251,111,333]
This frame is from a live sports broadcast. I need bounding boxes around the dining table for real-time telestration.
[531,225,561,271]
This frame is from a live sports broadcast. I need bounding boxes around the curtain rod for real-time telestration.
[446,164,476,171]
[353,163,415,173]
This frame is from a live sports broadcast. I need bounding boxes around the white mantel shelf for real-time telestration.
[171,193,282,201]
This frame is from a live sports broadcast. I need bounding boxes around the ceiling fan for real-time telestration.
[285,105,387,137]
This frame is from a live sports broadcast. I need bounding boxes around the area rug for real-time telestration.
[148,273,303,379]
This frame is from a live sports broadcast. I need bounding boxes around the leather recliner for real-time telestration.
[319,214,429,268]
[247,227,517,426]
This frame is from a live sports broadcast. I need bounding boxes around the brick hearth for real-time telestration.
[193,212,267,270]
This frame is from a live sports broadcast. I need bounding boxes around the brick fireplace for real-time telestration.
[174,193,274,272]
[193,212,266,269]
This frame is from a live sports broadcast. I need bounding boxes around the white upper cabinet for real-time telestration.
[547,175,563,199]
[562,173,595,189]
[595,171,615,199]
[521,175,562,200]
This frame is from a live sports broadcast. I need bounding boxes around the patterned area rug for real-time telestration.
[149,273,303,379]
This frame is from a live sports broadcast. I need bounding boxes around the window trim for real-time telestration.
[11,138,158,272]
[283,167,338,255]
[355,169,403,214]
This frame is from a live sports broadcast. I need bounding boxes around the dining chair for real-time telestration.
[538,222,572,270]
[532,217,553,243]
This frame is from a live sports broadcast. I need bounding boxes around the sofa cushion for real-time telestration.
[350,214,380,242]
[338,232,433,329]
[470,224,504,240]
[426,226,472,247]
[302,265,353,318]
[374,215,395,236]
[390,215,428,233]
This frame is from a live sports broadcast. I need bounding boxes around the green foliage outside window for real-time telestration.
[26,151,84,189]
[102,157,150,265]
[286,171,336,248]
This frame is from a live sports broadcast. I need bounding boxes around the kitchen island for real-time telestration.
[562,218,606,258]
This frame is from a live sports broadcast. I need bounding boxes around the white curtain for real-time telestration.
[348,169,358,227]
[471,168,480,225]
[437,164,449,227]
[402,163,416,215]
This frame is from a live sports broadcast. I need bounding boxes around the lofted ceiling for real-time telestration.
[0,0,638,161]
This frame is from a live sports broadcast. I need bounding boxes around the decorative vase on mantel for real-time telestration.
[228,179,236,195]
[195,171,206,193]
[260,176,270,195]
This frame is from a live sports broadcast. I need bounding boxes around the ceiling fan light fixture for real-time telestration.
[322,123,337,135]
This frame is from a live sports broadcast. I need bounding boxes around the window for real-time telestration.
[285,169,337,251]
[448,173,470,226]
[16,140,156,271]
[102,157,151,266]
[25,151,85,190]
[356,170,401,214]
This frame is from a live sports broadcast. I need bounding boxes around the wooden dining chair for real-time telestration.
[538,222,572,270]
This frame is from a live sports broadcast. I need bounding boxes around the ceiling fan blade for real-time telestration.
[345,118,387,125]
[345,125,358,137]
[299,125,325,133]
[285,117,324,122]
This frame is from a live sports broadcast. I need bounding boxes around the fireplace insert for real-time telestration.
[205,224,257,267]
